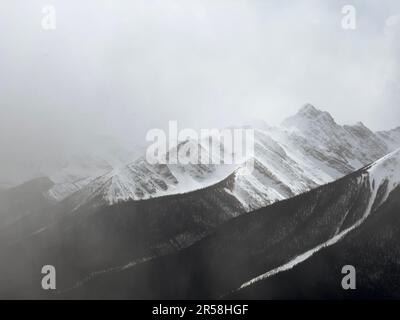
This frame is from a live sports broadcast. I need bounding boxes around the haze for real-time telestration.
[0,0,399,186]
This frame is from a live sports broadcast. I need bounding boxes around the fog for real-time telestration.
[0,0,399,186]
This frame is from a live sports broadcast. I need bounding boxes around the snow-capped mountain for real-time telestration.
[232,148,400,299]
[1,104,400,299]
[54,139,239,211]
[43,137,144,202]
[377,126,400,151]
[0,134,141,201]
[47,104,400,213]
[281,104,389,171]
[234,148,400,295]
[63,148,400,299]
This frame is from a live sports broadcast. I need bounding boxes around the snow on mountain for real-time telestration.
[62,141,238,210]
[230,104,394,210]
[366,147,400,199]
[377,126,400,151]
[281,104,388,171]
[45,104,399,212]
[235,147,400,294]
[46,175,100,203]
[44,138,143,202]
[54,129,321,211]
[230,129,321,210]
[61,148,400,299]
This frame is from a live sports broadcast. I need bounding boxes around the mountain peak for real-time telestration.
[299,104,334,121]
[282,104,336,130]
[355,121,366,127]
[298,103,320,116]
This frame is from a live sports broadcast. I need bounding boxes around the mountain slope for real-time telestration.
[377,127,400,151]
[61,149,400,299]
[0,171,246,299]
[232,186,400,299]
[0,177,54,230]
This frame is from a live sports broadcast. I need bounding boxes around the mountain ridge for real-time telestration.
[42,104,400,214]
[60,148,400,299]
[1,104,400,298]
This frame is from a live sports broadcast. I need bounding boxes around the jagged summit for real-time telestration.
[282,104,336,130]
[355,121,366,127]
[298,103,320,116]
[297,103,332,118]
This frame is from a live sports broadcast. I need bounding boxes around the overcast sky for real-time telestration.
[0,0,399,184]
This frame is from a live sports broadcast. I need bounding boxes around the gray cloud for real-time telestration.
[0,0,399,185]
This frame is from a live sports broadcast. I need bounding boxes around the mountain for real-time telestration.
[280,104,388,172]
[0,177,54,230]
[377,127,400,151]
[44,104,399,213]
[60,148,400,299]
[43,154,112,203]
[0,134,139,201]
[232,151,400,299]
[44,138,140,202]
[13,103,390,253]
[1,104,399,299]
[0,171,246,298]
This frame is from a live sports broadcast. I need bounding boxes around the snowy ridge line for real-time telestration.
[103,164,241,202]
[69,164,241,213]
[45,105,400,208]
[229,149,400,295]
